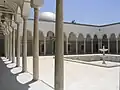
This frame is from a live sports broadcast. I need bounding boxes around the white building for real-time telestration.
[11,12,119,56]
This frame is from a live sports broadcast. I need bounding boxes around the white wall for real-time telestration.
[25,20,100,39]
[19,19,120,39]
[101,24,120,38]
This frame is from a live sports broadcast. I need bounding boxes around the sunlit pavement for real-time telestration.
[0,54,119,90]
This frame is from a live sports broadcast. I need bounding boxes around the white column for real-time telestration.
[66,38,68,54]
[108,39,110,53]
[12,28,15,63]
[116,39,118,54]
[6,35,8,58]
[91,39,93,53]
[33,7,39,80]
[98,39,102,53]
[22,17,27,72]
[76,39,78,54]
[7,34,9,59]
[44,37,46,55]
[84,38,86,53]
[4,35,7,57]
[16,23,21,67]
[55,0,64,89]
[9,32,12,61]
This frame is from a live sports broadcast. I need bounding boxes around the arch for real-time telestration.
[68,32,76,41]
[78,33,84,41]
[118,34,120,54]
[102,34,108,53]
[93,34,98,53]
[68,32,76,54]
[78,33,84,54]
[86,34,92,53]
[46,31,54,39]
[109,33,116,54]
[46,31,55,55]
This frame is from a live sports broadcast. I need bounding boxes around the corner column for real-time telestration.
[22,17,28,72]
[12,28,15,63]
[33,7,39,80]
[55,0,64,89]
[16,23,21,67]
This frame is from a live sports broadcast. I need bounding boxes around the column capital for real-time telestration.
[30,0,44,8]
[22,16,28,20]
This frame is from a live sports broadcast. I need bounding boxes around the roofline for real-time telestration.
[28,18,120,27]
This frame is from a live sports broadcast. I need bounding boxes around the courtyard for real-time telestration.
[0,55,119,90]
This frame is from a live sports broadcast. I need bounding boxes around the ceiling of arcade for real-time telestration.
[0,0,32,35]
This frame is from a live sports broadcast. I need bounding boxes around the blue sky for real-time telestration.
[29,0,120,25]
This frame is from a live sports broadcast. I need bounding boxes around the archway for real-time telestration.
[93,34,98,53]
[46,31,55,55]
[102,34,108,53]
[39,31,44,55]
[78,33,84,54]
[109,33,116,54]
[27,30,32,56]
[86,34,91,53]
[68,32,76,54]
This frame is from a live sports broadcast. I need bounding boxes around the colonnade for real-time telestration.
[35,36,119,55]
[3,8,40,81]
[3,0,64,89]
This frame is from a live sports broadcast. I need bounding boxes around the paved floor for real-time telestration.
[0,54,120,90]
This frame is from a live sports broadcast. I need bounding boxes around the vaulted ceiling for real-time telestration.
[0,0,31,34]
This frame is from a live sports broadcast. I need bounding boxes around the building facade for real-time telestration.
[1,12,120,56]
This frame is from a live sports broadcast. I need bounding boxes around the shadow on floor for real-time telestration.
[0,57,36,90]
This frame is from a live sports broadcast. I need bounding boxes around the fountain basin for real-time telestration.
[64,54,120,68]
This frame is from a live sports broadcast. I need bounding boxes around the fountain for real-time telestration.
[99,46,108,64]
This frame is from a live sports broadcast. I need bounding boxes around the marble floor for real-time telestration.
[0,54,120,90]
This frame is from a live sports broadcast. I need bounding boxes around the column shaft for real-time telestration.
[44,37,46,55]
[98,39,101,53]
[91,39,93,53]
[7,34,9,59]
[33,8,39,80]
[16,23,21,67]
[4,35,7,57]
[12,29,15,63]
[55,0,64,89]
[84,38,86,53]
[9,32,12,61]
[116,39,118,54]
[22,18,27,72]
[66,38,68,54]
[76,39,78,54]
[108,39,110,53]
